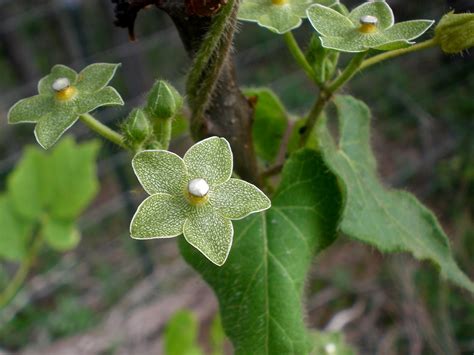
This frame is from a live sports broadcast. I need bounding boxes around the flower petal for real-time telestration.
[257,6,303,34]
[38,65,78,96]
[132,150,188,195]
[76,63,121,93]
[238,0,270,23]
[34,106,78,149]
[320,34,367,52]
[349,1,394,30]
[8,95,54,123]
[130,193,189,239]
[75,87,124,114]
[210,178,271,219]
[184,137,233,186]
[307,4,355,37]
[383,20,434,41]
[292,0,337,18]
[183,205,233,266]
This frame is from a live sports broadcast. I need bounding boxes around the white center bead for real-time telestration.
[188,178,210,197]
[360,15,378,25]
[52,77,71,92]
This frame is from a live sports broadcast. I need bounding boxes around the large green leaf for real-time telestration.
[42,218,80,252]
[0,195,34,261]
[245,88,288,164]
[7,137,100,222]
[46,137,100,219]
[180,149,343,354]
[164,310,204,355]
[318,95,474,293]
[7,147,50,221]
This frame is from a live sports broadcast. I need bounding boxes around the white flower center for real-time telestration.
[188,178,209,197]
[52,77,71,92]
[360,15,378,26]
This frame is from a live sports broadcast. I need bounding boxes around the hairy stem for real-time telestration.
[299,52,367,147]
[152,117,172,150]
[79,113,126,149]
[283,32,316,82]
[186,0,237,137]
[360,38,438,71]
[160,1,260,185]
[0,234,42,309]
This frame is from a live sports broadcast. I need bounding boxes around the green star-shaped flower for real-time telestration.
[307,1,434,52]
[8,63,124,149]
[130,137,271,266]
[239,0,336,34]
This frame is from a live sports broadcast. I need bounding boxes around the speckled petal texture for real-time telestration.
[183,205,233,266]
[184,137,233,186]
[8,95,54,123]
[132,150,188,195]
[210,178,271,219]
[348,1,394,30]
[75,87,124,114]
[307,4,355,37]
[34,106,78,149]
[76,63,120,92]
[131,193,189,239]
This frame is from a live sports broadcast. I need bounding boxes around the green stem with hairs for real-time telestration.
[152,117,172,150]
[283,32,316,82]
[186,0,237,138]
[0,234,42,309]
[79,113,126,149]
[360,38,438,71]
[299,52,367,147]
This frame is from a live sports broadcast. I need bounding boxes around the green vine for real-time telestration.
[186,0,239,139]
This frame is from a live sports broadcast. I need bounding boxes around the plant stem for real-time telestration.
[360,38,438,71]
[79,113,126,149]
[327,52,367,92]
[283,32,316,82]
[152,117,172,150]
[0,235,42,309]
[299,52,367,147]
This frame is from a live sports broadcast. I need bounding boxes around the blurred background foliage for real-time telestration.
[0,0,472,354]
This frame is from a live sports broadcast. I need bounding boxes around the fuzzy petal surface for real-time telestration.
[131,193,189,239]
[132,150,188,195]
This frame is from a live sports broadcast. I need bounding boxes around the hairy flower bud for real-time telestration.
[145,80,183,119]
[435,12,474,54]
[123,108,151,145]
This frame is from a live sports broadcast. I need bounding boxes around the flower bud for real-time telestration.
[435,12,474,54]
[145,80,183,119]
[123,108,151,144]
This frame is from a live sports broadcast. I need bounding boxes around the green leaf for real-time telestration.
[184,137,233,187]
[7,138,99,221]
[0,195,33,261]
[318,95,474,293]
[210,178,271,219]
[164,310,204,355]
[75,87,124,115]
[7,148,50,220]
[47,138,100,220]
[76,63,120,93]
[42,218,80,251]
[180,149,344,353]
[131,193,189,239]
[210,314,226,355]
[244,88,288,163]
